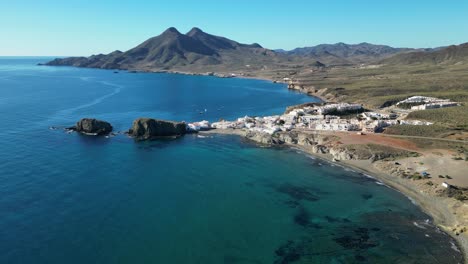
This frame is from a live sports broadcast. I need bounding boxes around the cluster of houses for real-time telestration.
[188,101,433,135]
[396,96,460,110]
[361,111,398,120]
[185,96,461,134]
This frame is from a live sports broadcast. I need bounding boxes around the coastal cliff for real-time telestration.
[241,130,418,162]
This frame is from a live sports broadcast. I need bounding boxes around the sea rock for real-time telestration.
[128,118,186,140]
[74,118,113,135]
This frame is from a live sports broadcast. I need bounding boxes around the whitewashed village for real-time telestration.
[187,96,461,135]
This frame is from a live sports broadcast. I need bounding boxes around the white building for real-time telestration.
[316,103,363,115]
[411,102,459,110]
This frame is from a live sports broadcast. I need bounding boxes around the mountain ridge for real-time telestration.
[45,27,468,72]
[46,27,272,71]
[381,43,468,65]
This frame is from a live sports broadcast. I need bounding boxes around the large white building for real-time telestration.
[397,96,449,105]
[316,103,363,115]
[411,102,459,110]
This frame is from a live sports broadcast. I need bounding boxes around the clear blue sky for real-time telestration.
[1,0,468,56]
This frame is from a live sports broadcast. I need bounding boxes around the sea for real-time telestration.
[0,57,462,263]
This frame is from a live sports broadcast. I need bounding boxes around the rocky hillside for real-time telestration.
[382,43,468,65]
[283,42,414,64]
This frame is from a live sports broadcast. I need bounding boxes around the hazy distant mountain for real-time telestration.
[381,43,468,65]
[46,27,277,71]
[284,42,414,64]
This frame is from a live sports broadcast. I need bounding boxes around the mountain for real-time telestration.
[381,43,468,65]
[46,27,277,71]
[284,42,414,64]
[47,27,461,73]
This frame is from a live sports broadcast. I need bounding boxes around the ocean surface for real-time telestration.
[0,57,462,263]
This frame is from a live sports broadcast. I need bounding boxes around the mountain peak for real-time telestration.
[187,27,204,36]
[163,27,181,35]
[45,27,281,70]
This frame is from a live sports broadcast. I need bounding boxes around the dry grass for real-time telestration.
[384,125,456,138]
[406,105,468,130]
[280,63,468,109]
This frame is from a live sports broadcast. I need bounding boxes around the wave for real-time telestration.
[374,180,390,188]
[413,221,427,229]
[57,80,123,116]
[37,79,125,127]
[451,241,461,252]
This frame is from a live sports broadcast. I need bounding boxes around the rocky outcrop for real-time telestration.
[73,118,113,135]
[243,131,332,154]
[240,130,414,163]
[128,118,186,140]
[330,147,355,160]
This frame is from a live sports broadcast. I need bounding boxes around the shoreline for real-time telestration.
[201,128,468,260]
[44,62,467,259]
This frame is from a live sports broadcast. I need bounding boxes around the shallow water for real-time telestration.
[0,58,462,263]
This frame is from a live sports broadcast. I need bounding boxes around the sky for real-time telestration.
[1,0,468,56]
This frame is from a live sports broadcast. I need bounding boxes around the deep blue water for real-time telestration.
[0,57,463,263]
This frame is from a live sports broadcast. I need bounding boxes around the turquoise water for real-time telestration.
[0,58,462,263]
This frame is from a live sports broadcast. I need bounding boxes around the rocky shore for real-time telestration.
[201,128,468,259]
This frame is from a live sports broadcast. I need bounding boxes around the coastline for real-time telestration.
[201,128,468,260]
[42,63,467,259]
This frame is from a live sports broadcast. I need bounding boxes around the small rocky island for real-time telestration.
[128,118,187,140]
[70,118,113,135]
